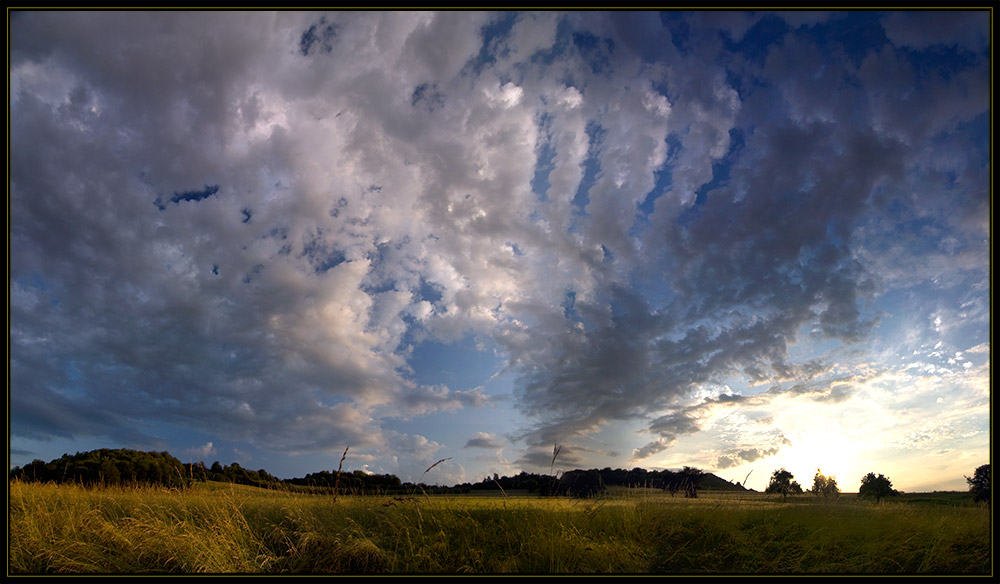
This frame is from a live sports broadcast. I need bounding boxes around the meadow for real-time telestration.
[8,480,991,575]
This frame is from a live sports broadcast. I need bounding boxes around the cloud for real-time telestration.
[648,411,704,441]
[965,343,989,355]
[716,446,782,470]
[505,12,561,61]
[516,444,586,471]
[9,12,505,455]
[8,12,989,484]
[812,384,854,404]
[882,11,989,51]
[464,432,505,450]
[188,442,217,460]
[632,438,672,461]
[390,385,493,420]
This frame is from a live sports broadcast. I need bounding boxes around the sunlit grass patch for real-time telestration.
[9,481,277,573]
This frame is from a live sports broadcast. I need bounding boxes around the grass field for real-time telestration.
[8,480,991,574]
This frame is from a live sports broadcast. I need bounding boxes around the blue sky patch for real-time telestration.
[300,16,338,56]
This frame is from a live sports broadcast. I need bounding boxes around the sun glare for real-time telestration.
[782,429,860,490]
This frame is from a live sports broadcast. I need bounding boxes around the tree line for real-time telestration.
[9,449,191,488]
[6,450,737,497]
[8,449,990,508]
[8,449,290,490]
[763,466,991,506]
[449,465,740,498]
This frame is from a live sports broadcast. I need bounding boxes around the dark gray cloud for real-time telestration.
[516,444,586,471]
[882,11,989,51]
[499,11,987,462]
[716,446,784,470]
[812,384,854,404]
[648,411,703,440]
[464,432,505,450]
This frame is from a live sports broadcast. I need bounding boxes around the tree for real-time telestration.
[663,470,682,497]
[766,468,803,502]
[810,469,840,498]
[558,469,605,498]
[8,449,188,487]
[858,472,898,503]
[679,466,704,498]
[966,464,990,507]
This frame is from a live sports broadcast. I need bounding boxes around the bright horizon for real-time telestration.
[8,10,990,494]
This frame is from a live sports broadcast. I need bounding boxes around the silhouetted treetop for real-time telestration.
[765,468,803,502]
[858,472,898,503]
[810,469,840,498]
[966,464,989,507]
[8,449,187,487]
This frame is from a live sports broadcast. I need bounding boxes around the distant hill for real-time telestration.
[699,472,752,491]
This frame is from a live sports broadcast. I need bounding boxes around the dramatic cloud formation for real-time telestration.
[9,11,989,490]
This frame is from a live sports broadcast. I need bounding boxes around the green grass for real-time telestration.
[8,481,991,574]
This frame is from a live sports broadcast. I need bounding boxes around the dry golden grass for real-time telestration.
[8,480,990,575]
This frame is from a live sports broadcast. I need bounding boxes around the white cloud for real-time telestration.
[506,12,561,61]
[188,442,217,460]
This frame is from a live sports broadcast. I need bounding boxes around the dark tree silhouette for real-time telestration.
[663,470,683,497]
[765,468,803,501]
[810,469,840,498]
[966,464,990,507]
[558,469,605,498]
[678,466,704,498]
[8,449,187,487]
[858,472,898,503]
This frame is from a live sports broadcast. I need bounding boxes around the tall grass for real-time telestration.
[9,481,276,573]
[8,481,990,574]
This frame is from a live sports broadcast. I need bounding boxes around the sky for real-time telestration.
[8,10,991,492]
